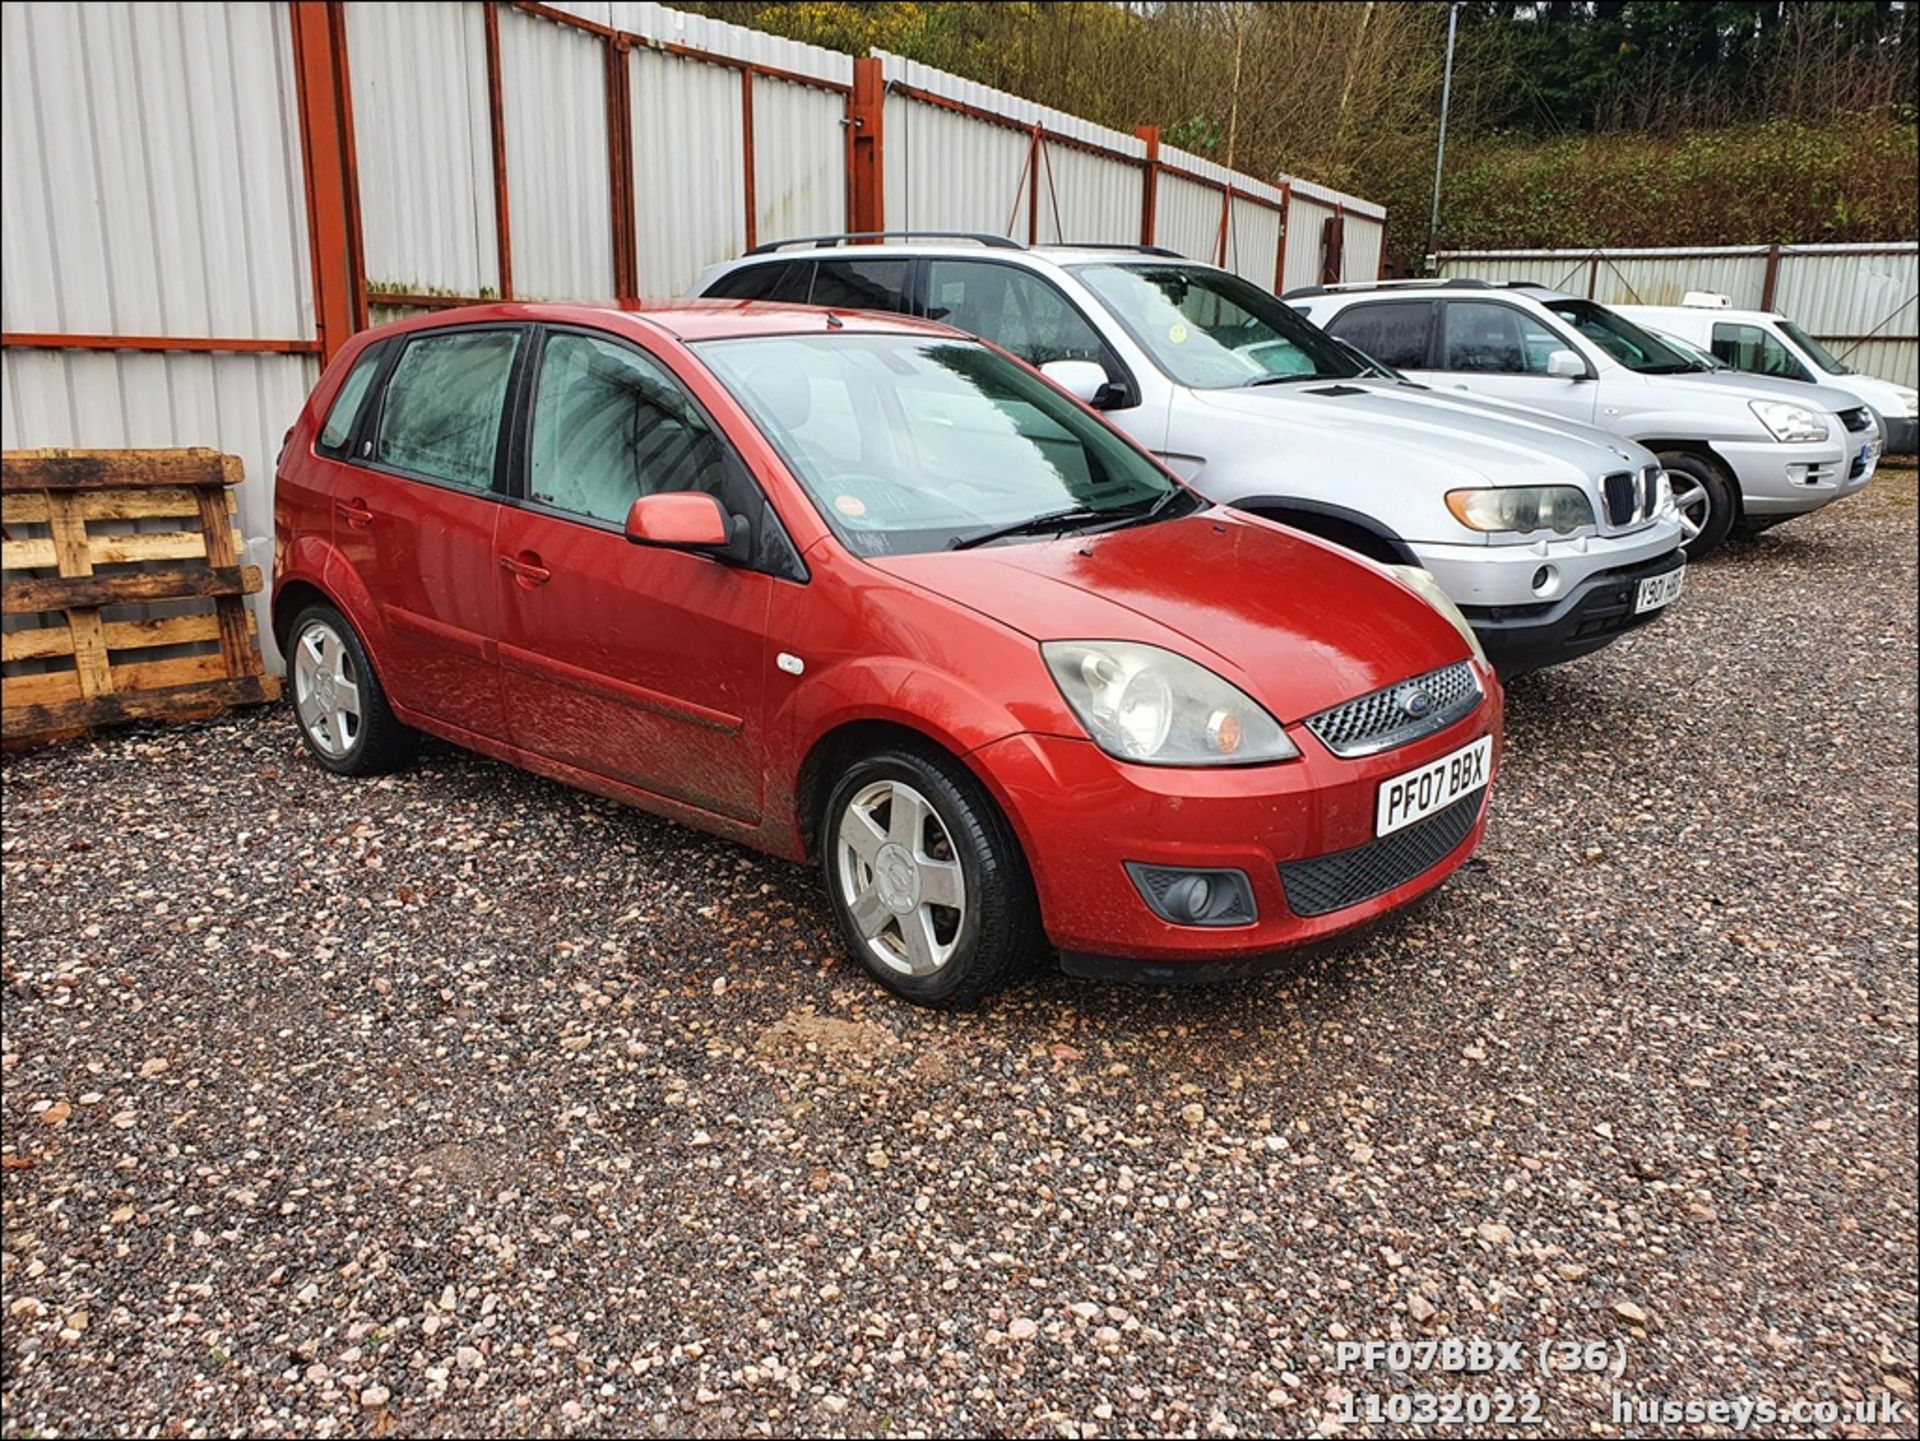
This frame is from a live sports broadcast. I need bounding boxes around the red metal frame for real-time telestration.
[288,1,363,364]
[483,1,514,300]
[741,71,758,252]
[1,333,321,355]
[1136,125,1161,247]
[605,35,638,303]
[1273,182,1292,293]
[849,57,885,237]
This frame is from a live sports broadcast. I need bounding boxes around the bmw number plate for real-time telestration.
[1376,735,1493,838]
[1635,566,1686,615]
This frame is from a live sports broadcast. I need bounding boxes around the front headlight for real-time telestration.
[1445,486,1595,536]
[1041,641,1298,766]
[1749,399,1829,442]
[1387,565,1489,670]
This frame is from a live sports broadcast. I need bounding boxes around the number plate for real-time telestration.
[1635,566,1686,615]
[1376,735,1493,838]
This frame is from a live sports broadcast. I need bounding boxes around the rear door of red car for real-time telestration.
[339,324,526,739]
[491,324,796,824]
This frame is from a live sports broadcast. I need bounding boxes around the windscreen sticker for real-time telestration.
[833,494,868,518]
[1168,322,1190,345]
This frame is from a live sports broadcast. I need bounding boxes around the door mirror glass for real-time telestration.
[1546,348,1588,380]
[624,492,730,550]
[1040,359,1111,405]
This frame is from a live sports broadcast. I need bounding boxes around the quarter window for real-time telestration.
[375,330,520,490]
[1327,301,1434,369]
[705,260,812,304]
[1442,302,1567,375]
[1712,322,1811,381]
[529,332,730,527]
[317,342,387,454]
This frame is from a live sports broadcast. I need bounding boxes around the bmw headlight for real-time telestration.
[1042,641,1298,766]
[1445,486,1595,536]
[1749,399,1829,442]
[1387,565,1490,670]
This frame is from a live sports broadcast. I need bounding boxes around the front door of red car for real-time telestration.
[338,326,523,740]
[494,327,781,823]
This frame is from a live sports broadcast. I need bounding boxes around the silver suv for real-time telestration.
[693,236,1687,677]
[1291,280,1882,557]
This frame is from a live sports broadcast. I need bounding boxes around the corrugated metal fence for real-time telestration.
[1436,244,1918,388]
[2,0,1386,671]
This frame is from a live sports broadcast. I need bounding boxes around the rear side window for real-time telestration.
[705,260,812,303]
[1327,301,1433,369]
[375,330,521,491]
[809,258,911,313]
[1712,322,1811,381]
[317,342,387,455]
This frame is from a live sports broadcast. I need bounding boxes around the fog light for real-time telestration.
[1125,863,1256,927]
[1531,565,1559,597]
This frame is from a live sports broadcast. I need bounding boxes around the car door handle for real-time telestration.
[499,553,552,585]
[337,498,374,529]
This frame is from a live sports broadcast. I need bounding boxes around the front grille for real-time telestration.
[1303,661,1481,758]
[1278,790,1484,917]
[1601,470,1635,526]
[1839,406,1873,433]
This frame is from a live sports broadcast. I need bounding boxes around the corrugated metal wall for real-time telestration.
[346,2,500,299]
[1438,244,1917,387]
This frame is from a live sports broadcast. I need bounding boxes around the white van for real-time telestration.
[1616,295,1915,456]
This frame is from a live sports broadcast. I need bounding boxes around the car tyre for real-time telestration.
[822,745,1043,1008]
[1658,451,1736,559]
[286,602,419,776]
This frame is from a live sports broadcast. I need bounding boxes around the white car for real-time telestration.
[694,237,1686,678]
[1293,280,1883,557]
[1615,296,1916,457]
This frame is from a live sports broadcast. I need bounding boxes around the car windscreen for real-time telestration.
[1540,298,1701,374]
[697,332,1193,557]
[1072,263,1366,389]
[1777,319,1852,375]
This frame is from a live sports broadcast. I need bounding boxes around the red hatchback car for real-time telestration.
[274,302,1502,1005]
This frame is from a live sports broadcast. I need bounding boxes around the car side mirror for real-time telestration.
[1546,348,1589,380]
[624,492,730,551]
[1041,359,1120,408]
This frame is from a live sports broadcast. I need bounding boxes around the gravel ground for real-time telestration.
[4,467,1915,1439]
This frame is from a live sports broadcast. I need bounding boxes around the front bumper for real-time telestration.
[1458,547,1685,678]
[971,678,1502,968]
[1881,415,1917,457]
[1717,435,1877,517]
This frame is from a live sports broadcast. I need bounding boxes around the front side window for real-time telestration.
[1538,298,1696,374]
[375,330,520,490]
[1327,301,1434,370]
[529,331,728,526]
[1441,301,1567,375]
[318,341,387,454]
[927,260,1111,375]
[699,333,1193,557]
[1712,322,1811,381]
[809,258,912,313]
[1073,263,1363,390]
[1775,319,1851,375]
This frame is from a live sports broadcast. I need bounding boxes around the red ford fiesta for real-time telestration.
[273,302,1501,1005]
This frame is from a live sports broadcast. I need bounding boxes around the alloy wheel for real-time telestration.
[834,779,967,977]
[1668,472,1709,543]
[292,618,363,758]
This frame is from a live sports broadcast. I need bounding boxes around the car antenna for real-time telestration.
[824,311,843,329]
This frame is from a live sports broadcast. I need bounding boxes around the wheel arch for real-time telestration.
[1639,441,1743,520]
[1226,497,1419,566]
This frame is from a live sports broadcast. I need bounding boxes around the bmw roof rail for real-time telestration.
[1037,242,1186,259]
[746,231,1025,255]
[1283,278,1497,299]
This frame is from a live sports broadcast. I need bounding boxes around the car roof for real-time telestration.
[719,242,1219,270]
[358,299,970,344]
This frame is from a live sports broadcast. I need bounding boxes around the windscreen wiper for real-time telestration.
[948,506,1112,550]
[1239,373,1319,387]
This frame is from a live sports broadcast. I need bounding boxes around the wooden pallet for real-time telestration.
[2,448,279,748]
